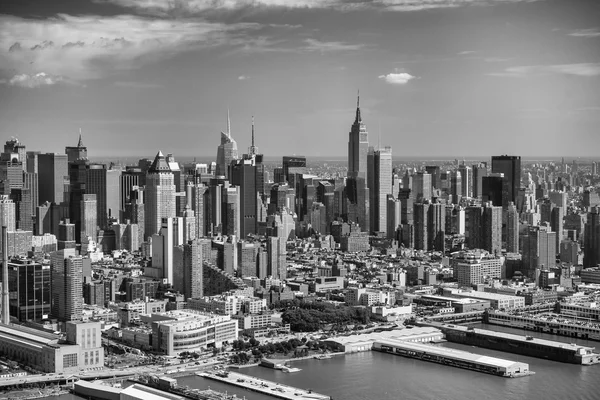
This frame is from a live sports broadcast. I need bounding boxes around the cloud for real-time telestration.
[568,28,600,38]
[8,42,22,52]
[6,72,66,88]
[457,50,476,55]
[488,63,600,77]
[303,38,363,52]
[378,72,415,84]
[238,75,249,80]
[97,0,545,15]
[30,41,55,51]
[0,14,260,83]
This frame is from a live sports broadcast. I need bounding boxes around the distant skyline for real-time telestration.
[1,0,599,158]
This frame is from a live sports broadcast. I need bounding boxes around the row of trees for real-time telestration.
[282,302,372,332]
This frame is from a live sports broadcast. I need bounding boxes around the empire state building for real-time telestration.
[346,93,370,233]
[348,94,369,177]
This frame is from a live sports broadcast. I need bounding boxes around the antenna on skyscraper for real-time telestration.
[251,115,255,147]
[227,107,231,137]
[357,89,360,108]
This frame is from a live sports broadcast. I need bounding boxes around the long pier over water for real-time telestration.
[197,370,331,400]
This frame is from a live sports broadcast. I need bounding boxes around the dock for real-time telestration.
[197,370,331,400]
[420,321,600,365]
[373,339,533,378]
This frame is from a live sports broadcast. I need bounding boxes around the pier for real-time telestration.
[486,310,600,341]
[373,339,533,378]
[197,370,331,399]
[419,322,600,365]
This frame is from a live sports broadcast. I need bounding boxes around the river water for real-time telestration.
[57,323,600,400]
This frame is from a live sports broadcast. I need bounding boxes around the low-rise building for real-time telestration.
[0,321,104,374]
[150,309,238,356]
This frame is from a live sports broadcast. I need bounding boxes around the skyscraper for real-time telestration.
[522,226,556,277]
[81,194,98,244]
[215,109,239,179]
[368,146,392,234]
[472,163,487,199]
[413,202,430,251]
[506,202,519,253]
[458,164,472,198]
[65,130,88,163]
[183,238,211,299]
[346,94,370,232]
[412,171,432,203]
[584,207,600,268]
[348,93,369,176]
[282,156,307,184]
[86,164,121,228]
[491,155,521,207]
[483,203,502,256]
[51,248,83,322]
[144,151,176,239]
[428,202,446,251]
[38,153,68,205]
[8,258,51,322]
[551,206,564,251]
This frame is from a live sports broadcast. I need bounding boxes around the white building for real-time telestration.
[150,309,238,356]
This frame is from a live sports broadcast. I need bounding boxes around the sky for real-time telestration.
[0,0,599,159]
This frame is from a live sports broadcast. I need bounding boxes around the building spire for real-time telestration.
[355,90,362,123]
[227,107,231,137]
[77,128,84,147]
[248,115,258,157]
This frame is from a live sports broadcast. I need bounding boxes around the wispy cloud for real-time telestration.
[238,75,249,80]
[378,72,416,85]
[488,63,600,77]
[457,50,476,55]
[0,14,259,84]
[303,38,363,52]
[568,28,600,38]
[4,72,70,88]
[97,0,546,15]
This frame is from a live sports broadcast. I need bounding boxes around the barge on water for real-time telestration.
[429,323,600,365]
[373,339,533,378]
[486,310,600,341]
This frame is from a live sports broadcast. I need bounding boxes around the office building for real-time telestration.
[458,164,472,198]
[472,163,487,199]
[65,131,88,163]
[282,156,307,184]
[51,248,84,322]
[506,202,519,253]
[425,166,441,190]
[584,207,600,268]
[522,226,557,277]
[7,258,51,322]
[482,173,504,207]
[183,238,212,300]
[368,146,392,234]
[412,171,432,203]
[38,153,68,205]
[215,109,239,179]
[80,194,97,244]
[145,151,176,238]
[491,155,521,207]
[450,170,462,204]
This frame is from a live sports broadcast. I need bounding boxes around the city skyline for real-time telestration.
[1,0,599,158]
